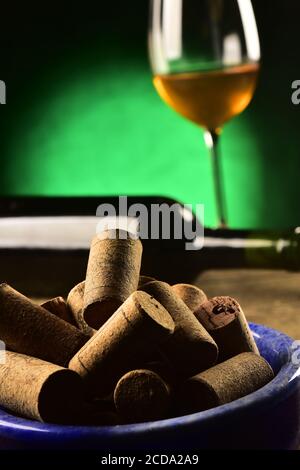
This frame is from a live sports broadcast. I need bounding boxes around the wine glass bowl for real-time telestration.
[149,0,261,227]
[153,63,259,132]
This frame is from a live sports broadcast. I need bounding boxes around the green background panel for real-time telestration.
[0,1,299,229]
[0,55,264,228]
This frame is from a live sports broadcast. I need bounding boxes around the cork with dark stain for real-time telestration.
[142,281,218,376]
[67,281,95,337]
[0,351,84,423]
[69,291,175,397]
[0,284,89,366]
[114,369,170,423]
[83,230,143,329]
[172,284,207,313]
[41,296,76,327]
[195,296,259,362]
[174,352,274,415]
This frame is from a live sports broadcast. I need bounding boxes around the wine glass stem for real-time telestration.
[205,130,227,228]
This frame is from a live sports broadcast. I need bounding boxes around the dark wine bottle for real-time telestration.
[198,227,300,271]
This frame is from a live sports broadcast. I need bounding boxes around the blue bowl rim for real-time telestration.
[0,322,299,442]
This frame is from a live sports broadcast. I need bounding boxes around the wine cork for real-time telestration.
[175,352,274,415]
[142,281,218,376]
[114,369,170,423]
[138,276,156,289]
[172,284,207,313]
[69,291,175,396]
[194,296,259,362]
[0,284,89,366]
[41,297,76,326]
[0,351,84,423]
[83,230,143,329]
[67,281,95,337]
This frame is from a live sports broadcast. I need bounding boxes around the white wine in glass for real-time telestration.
[149,0,261,227]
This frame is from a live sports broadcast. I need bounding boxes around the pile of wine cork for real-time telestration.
[0,230,274,425]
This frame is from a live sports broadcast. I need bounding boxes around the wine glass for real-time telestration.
[148,0,260,228]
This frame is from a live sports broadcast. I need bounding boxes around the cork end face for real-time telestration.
[38,369,84,424]
[196,296,241,330]
[83,299,122,330]
[172,284,207,312]
[94,229,141,242]
[114,369,170,423]
[133,291,175,336]
[141,281,173,306]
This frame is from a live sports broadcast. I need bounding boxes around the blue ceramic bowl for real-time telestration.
[0,323,299,450]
